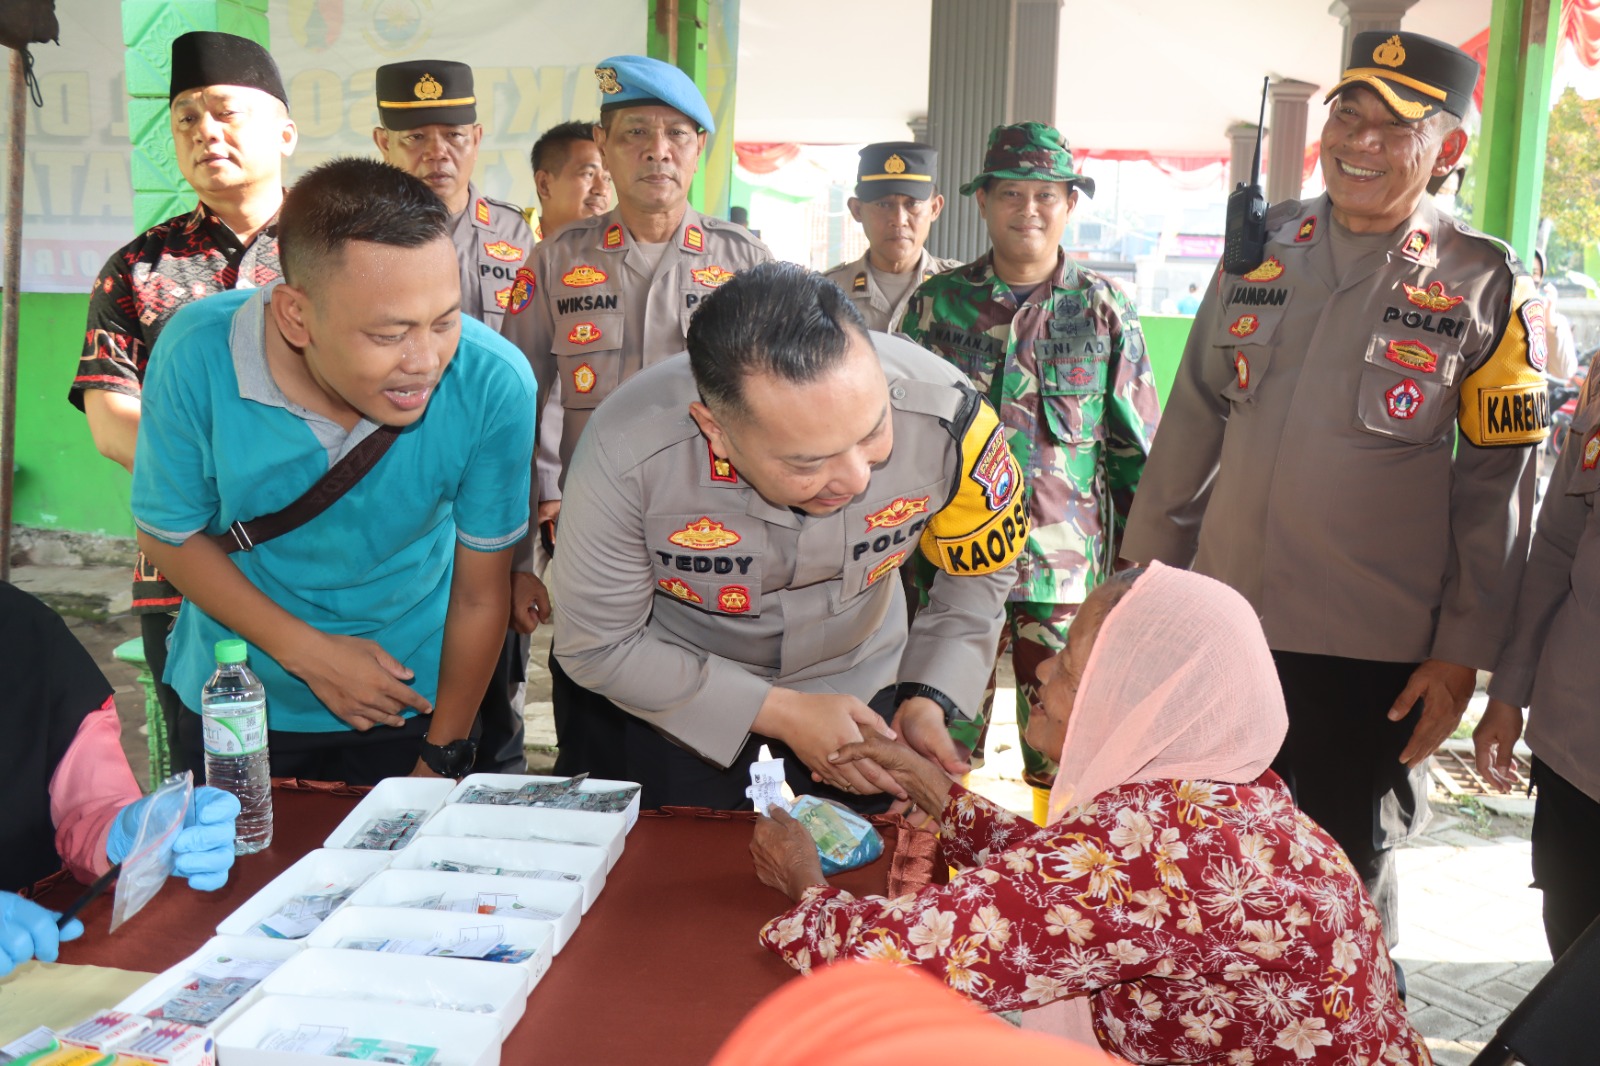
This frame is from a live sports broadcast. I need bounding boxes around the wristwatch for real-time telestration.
[896,683,981,752]
[419,736,477,778]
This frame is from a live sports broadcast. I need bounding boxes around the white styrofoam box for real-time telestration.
[217,995,500,1066]
[260,949,527,1040]
[347,868,582,953]
[115,935,304,1032]
[216,849,394,939]
[322,777,457,851]
[417,804,626,872]
[447,774,642,832]
[391,836,608,914]
[304,905,554,989]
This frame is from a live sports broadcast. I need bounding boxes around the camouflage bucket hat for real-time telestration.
[959,121,1095,198]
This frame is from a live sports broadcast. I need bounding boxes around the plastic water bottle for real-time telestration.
[201,639,273,854]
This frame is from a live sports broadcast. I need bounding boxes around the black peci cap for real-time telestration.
[169,31,288,107]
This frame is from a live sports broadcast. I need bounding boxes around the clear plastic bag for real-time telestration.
[790,794,884,875]
[110,771,193,932]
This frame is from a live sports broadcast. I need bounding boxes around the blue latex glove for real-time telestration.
[107,787,241,891]
[0,891,81,977]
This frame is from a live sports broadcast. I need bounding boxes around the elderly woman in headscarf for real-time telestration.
[750,563,1426,1064]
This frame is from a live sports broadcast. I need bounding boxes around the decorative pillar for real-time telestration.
[1227,122,1262,191]
[121,0,268,232]
[1266,79,1317,205]
[1471,0,1562,261]
[1328,0,1422,69]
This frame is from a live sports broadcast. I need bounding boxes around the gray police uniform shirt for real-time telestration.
[1490,374,1600,804]
[821,249,962,332]
[528,206,772,499]
[549,333,1016,768]
[1122,193,1548,670]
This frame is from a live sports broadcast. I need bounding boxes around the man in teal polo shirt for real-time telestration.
[133,157,536,785]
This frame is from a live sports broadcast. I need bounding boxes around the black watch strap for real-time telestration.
[420,736,477,778]
[895,682,964,726]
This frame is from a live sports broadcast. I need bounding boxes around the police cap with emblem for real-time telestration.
[1324,31,1480,123]
[375,60,476,131]
[594,54,715,134]
[855,142,938,201]
[169,31,288,107]
[959,122,1095,199]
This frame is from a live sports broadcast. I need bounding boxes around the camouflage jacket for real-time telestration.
[901,250,1160,603]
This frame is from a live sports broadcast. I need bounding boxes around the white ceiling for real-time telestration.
[735,0,1493,151]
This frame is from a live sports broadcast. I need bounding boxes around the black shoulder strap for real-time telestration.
[211,424,401,554]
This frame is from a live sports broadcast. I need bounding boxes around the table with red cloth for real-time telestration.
[27,782,941,1066]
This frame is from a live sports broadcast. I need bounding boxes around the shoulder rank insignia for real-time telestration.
[1384,339,1438,374]
[717,585,751,613]
[865,496,930,531]
[658,578,702,604]
[604,224,625,250]
[567,322,602,346]
[1401,229,1431,260]
[506,267,535,315]
[563,265,607,287]
[1295,217,1316,243]
[1241,257,1284,283]
[1228,314,1259,338]
[691,265,736,289]
[684,225,704,252]
[475,199,491,226]
[572,364,597,393]
[484,240,523,262]
[708,442,738,483]
[669,517,741,550]
[852,272,868,294]
[867,552,906,586]
[1402,281,1464,312]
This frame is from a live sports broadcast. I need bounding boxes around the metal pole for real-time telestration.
[0,49,27,584]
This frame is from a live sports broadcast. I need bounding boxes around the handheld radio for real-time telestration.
[1223,77,1271,276]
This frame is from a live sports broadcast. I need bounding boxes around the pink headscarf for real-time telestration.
[1024,561,1288,1046]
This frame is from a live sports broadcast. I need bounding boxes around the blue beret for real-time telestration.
[595,55,715,135]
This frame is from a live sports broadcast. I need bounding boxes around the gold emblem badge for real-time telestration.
[1585,432,1600,471]
[717,585,751,613]
[658,578,702,604]
[1241,257,1284,282]
[668,517,742,550]
[884,153,906,175]
[1384,339,1439,374]
[596,67,621,94]
[562,265,608,287]
[867,551,906,586]
[1402,281,1463,313]
[1228,314,1259,338]
[567,323,602,346]
[475,200,491,225]
[494,285,511,310]
[1401,229,1431,260]
[1296,217,1317,243]
[1373,35,1407,68]
[865,497,930,531]
[414,73,443,101]
[1234,351,1249,390]
[691,266,736,288]
[573,364,597,393]
[483,241,523,263]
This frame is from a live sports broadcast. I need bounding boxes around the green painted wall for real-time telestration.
[8,290,133,536]
[1142,313,1192,407]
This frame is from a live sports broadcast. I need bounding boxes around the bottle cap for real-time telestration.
[214,639,249,664]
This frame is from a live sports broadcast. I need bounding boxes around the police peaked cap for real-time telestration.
[169,31,288,108]
[594,54,715,134]
[376,60,477,130]
[1325,31,1480,123]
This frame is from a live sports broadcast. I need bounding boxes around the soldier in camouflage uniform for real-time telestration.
[900,123,1161,803]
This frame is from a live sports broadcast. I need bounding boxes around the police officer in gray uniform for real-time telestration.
[822,142,960,332]
[1123,31,1549,946]
[374,59,549,772]
[528,54,772,508]
[549,263,1028,809]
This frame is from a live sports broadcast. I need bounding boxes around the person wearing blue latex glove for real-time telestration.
[106,787,242,892]
[0,892,83,977]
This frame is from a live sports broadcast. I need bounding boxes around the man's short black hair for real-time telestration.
[531,120,598,175]
[688,262,868,416]
[278,157,448,293]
